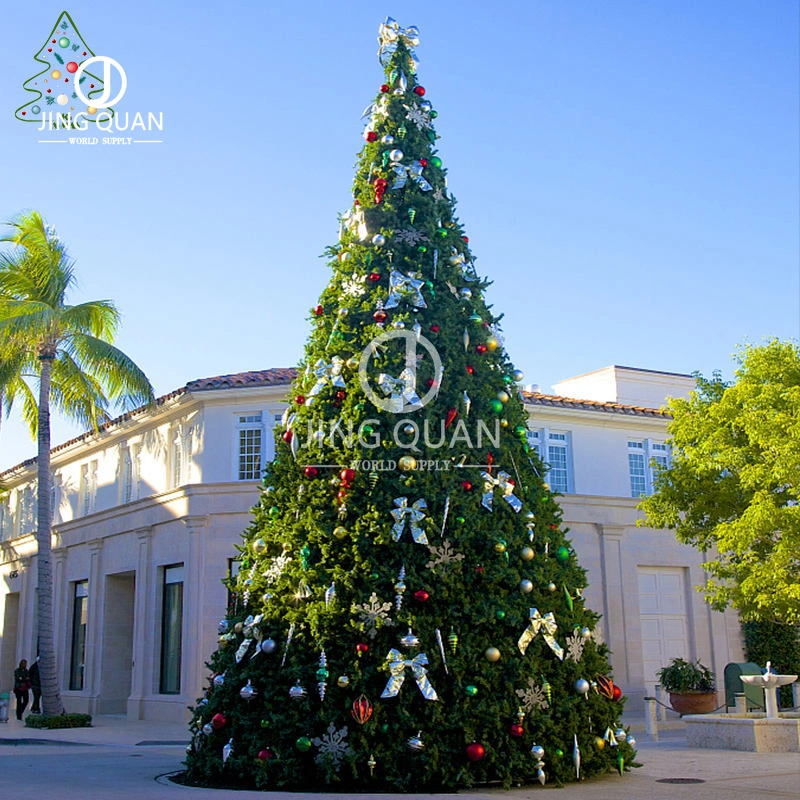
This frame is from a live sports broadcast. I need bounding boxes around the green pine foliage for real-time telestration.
[185,25,634,792]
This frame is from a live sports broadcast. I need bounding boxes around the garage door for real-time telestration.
[638,567,690,690]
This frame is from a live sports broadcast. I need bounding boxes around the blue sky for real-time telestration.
[1,1,798,471]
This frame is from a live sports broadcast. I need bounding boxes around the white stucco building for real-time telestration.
[0,365,742,721]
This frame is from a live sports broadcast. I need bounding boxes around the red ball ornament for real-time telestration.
[427,378,437,387]
[466,365,475,375]
[365,130,378,142]
[476,344,488,354]
[373,309,387,323]
[462,236,469,243]
[413,589,430,603]
[314,304,324,316]
[303,466,318,479]
[475,565,485,575]
[336,390,346,400]
[380,84,390,93]
[66,61,78,73]
[340,468,356,484]
[510,723,524,738]
[368,272,381,282]
[419,158,428,167]
[211,713,226,731]
[282,430,293,443]
[466,742,485,761]
[430,324,440,333]
[413,86,426,96]
[337,489,348,500]
[356,642,369,655]
[256,749,273,762]
[612,685,623,701]
[295,394,306,405]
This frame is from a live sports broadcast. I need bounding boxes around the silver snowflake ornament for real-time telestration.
[426,539,465,573]
[516,677,550,712]
[432,187,445,202]
[263,553,291,586]
[341,272,366,297]
[404,103,433,130]
[353,592,395,639]
[393,228,429,247]
[565,630,585,662]
[312,722,351,768]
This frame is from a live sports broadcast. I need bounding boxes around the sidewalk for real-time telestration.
[2,714,798,799]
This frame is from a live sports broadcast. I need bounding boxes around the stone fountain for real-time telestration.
[685,662,799,752]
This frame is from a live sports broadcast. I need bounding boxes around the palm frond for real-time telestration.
[60,300,120,339]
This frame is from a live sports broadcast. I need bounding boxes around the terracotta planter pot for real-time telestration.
[668,691,717,715]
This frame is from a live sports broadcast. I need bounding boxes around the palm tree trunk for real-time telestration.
[36,354,64,716]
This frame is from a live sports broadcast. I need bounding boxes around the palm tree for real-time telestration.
[0,211,154,716]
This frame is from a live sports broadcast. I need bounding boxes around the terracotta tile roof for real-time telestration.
[522,391,669,418]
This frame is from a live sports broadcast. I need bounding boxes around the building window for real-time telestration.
[20,485,35,535]
[160,564,184,694]
[628,439,670,497]
[79,460,98,516]
[69,581,89,690]
[236,413,264,480]
[526,428,572,493]
[120,444,133,504]
[0,499,9,541]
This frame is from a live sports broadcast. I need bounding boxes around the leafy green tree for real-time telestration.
[0,211,154,716]
[639,340,800,624]
[184,22,634,792]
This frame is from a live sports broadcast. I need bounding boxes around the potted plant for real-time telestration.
[657,657,717,714]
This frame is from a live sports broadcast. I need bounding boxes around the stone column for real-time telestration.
[182,516,208,707]
[85,539,103,715]
[597,524,630,684]
[53,551,67,688]
[128,527,152,719]
[17,556,34,663]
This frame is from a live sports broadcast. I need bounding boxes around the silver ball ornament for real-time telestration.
[389,149,404,162]
[547,582,557,592]
[512,369,524,382]
[372,233,386,246]
[381,134,394,144]
[531,744,545,760]
[574,678,591,696]
[217,620,229,635]
[497,390,510,404]
[581,626,592,640]
[520,579,533,593]
[202,723,213,735]
[460,288,472,300]
[289,683,307,701]
[419,100,432,111]
[615,728,627,743]
[626,735,637,747]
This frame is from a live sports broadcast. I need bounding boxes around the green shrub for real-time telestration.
[657,657,716,693]
[744,621,800,707]
[25,713,92,729]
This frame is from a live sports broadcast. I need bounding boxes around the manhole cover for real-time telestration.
[656,778,706,784]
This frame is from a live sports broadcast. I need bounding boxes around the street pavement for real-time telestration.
[1,714,798,799]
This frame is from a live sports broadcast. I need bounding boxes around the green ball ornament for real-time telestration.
[490,399,503,413]
[456,516,465,524]
[295,736,312,752]
[503,375,513,384]
[556,546,570,564]
[431,155,442,167]
[417,244,428,253]
[381,723,390,733]
[58,37,70,47]
[465,685,478,696]
[515,425,527,438]
[362,424,374,435]
[495,609,506,620]
[437,227,448,237]
[269,506,280,518]
[555,748,564,757]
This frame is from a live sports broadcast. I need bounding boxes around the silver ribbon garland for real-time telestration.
[391,160,433,192]
[385,270,426,309]
[377,17,420,68]
[378,368,421,412]
[307,357,346,404]
[391,497,428,544]
[518,608,565,660]
[481,470,523,513]
[381,648,438,700]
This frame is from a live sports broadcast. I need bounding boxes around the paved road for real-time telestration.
[2,719,798,799]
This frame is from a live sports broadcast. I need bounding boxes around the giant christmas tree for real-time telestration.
[185,19,636,792]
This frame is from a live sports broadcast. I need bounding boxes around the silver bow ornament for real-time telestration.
[380,648,438,700]
[517,608,565,661]
[481,470,523,513]
[307,357,346,404]
[377,17,420,68]
[385,270,427,309]
[378,368,421,412]
[391,160,433,192]
[391,497,428,544]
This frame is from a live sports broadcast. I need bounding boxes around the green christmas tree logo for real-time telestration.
[184,18,637,792]
[15,10,115,125]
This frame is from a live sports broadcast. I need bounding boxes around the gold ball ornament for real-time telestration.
[485,646,501,662]
[494,540,507,554]
[486,336,499,351]
[595,737,605,750]
[234,622,244,634]
[521,546,534,561]
[398,455,417,471]
[333,526,348,539]
[346,356,359,370]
